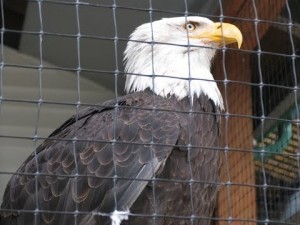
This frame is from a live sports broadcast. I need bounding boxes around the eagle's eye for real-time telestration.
[185,22,196,31]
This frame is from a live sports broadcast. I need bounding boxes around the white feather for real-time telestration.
[110,210,129,225]
[124,16,224,110]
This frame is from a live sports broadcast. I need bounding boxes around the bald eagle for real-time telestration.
[0,17,242,225]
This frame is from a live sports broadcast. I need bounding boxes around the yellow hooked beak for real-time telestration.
[194,22,243,48]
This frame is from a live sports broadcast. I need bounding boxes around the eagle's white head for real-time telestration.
[124,16,242,110]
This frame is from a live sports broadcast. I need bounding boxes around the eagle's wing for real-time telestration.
[0,92,181,225]
[176,95,222,221]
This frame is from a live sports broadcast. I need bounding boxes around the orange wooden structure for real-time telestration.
[214,1,286,224]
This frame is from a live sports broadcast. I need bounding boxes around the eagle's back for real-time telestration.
[0,91,221,225]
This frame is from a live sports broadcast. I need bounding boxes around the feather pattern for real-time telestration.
[0,90,221,225]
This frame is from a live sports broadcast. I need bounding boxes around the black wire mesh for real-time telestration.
[0,0,299,225]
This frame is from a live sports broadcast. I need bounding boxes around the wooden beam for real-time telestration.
[0,0,28,49]
[3,0,28,15]
[214,1,286,224]
[221,0,287,50]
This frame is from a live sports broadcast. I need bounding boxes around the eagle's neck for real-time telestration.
[124,44,224,110]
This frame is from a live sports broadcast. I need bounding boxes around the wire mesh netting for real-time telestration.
[0,0,299,225]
